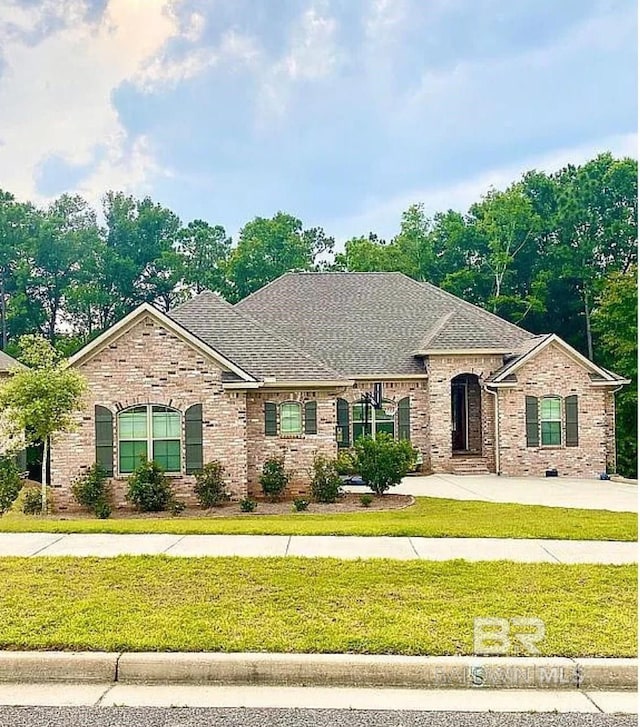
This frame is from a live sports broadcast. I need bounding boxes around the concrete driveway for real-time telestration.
[369,474,636,512]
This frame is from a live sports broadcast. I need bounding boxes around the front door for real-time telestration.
[451,383,467,451]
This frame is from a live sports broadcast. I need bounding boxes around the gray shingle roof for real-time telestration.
[169,291,345,382]
[235,272,534,377]
[0,349,25,373]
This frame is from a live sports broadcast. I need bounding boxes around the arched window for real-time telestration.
[540,396,562,446]
[118,405,181,474]
[352,400,395,441]
[280,401,303,436]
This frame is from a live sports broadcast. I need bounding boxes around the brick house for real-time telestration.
[50,272,628,509]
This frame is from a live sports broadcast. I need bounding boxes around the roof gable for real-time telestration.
[68,303,257,382]
[0,350,26,372]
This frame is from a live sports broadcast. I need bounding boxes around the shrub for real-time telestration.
[0,458,22,515]
[194,461,231,508]
[293,498,309,512]
[22,485,52,515]
[336,449,358,476]
[94,501,111,519]
[360,494,374,508]
[126,458,173,512]
[71,463,110,516]
[259,457,289,501]
[354,434,417,495]
[169,499,186,516]
[310,454,343,503]
[240,498,257,512]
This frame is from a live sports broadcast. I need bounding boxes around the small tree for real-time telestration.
[0,335,86,513]
[310,454,343,503]
[259,457,289,501]
[354,433,417,495]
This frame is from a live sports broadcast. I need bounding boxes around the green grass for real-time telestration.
[0,497,636,541]
[0,556,634,656]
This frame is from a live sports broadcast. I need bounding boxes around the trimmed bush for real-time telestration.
[21,485,52,515]
[71,463,110,517]
[354,434,417,495]
[0,458,22,515]
[169,499,186,516]
[310,454,343,503]
[126,458,173,513]
[259,457,289,501]
[360,494,374,508]
[94,501,112,519]
[336,449,358,476]
[194,461,231,508]
[293,498,309,512]
[240,498,257,512]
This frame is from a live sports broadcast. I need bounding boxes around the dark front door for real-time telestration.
[451,383,467,451]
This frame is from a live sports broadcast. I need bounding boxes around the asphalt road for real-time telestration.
[0,708,635,727]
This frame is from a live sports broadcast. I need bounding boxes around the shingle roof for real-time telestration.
[0,349,25,372]
[169,291,345,382]
[234,272,534,377]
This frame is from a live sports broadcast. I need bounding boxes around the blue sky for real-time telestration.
[0,0,636,243]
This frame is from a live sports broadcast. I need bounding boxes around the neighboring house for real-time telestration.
[0,350,27,469]
[50,272,628,509]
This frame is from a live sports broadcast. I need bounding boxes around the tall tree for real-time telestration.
[177,220,231,295]
[227,212,334,301]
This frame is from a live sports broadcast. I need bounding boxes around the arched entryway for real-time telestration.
[451,373,482,454]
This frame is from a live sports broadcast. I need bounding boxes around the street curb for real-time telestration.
[0,652,636,690]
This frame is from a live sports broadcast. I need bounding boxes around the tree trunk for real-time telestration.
[0,272,6,350]
[41,436,49,514]
[583,285,594,361]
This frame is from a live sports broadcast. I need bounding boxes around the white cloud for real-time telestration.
[0,0,203,204]
[257,1,339,121]
[329,132,639,245]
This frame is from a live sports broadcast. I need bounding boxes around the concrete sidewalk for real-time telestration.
[0,532,635,563]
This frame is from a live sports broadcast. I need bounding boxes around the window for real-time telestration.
[280,401,303,436]
[118,405,181,474]
[540,397,562,446]
[352,400,395,441]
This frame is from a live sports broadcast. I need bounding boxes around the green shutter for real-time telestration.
[565,395,578,447]
[95,405,114,476]
[185,404,203,474]
[525,396,539,448]
[398,397,411,441]
[304,401,317,434]
[336,398,350,448]
[265,402,278,436]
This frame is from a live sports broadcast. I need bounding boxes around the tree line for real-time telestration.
[0,152,636,475]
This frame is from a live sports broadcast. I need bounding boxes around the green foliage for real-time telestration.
[240,498,257,512]
[193,461,231,508]
[310,454,343,503]
[94,501,111,519]
[259,457,289,501]
[126,458,173,513]
[71,463,110,516]
[354,434,417,495]
[293,498,309,512]
[335,449,358,475]
[169,499,187,517]
[0,458,21,515]
[360,494,374,508]
[21,484,52,515]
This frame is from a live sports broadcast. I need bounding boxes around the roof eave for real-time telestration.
[418,348,510,356]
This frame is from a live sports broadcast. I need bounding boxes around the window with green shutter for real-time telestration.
[95,405,114,475]
[336,398,350,448]
[304,400,317,434]
[185,404,203,474]
[565,395,578,447]
[264,402,278,436]
[117,405,182,474]
[525,396,539,447]
[398,397,411,440]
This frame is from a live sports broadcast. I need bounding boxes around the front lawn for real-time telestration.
[0,556,634,656]
[0,496,636,541]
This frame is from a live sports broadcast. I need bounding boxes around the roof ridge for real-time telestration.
[171,289,230,314]
[233,272,295,307]
[417,309,456,350]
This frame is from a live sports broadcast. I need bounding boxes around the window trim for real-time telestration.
[351,399,396,442]
[117,404,183,476]
[279,401,303,437]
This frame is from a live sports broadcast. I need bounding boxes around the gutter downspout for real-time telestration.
[484,385,500,475]
[610,385,624,475]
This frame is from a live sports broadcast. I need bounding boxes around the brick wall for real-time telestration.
[496,342,612,477]
[426,354,504,473]
[50,316,248,511]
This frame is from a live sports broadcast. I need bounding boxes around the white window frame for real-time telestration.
[539,396,563,447]
[279,401,303,436]
[351,400,396,441]
[117,404,182,475]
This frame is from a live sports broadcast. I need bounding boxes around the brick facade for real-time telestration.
[496,342,614,477]
[50,317,620,511]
